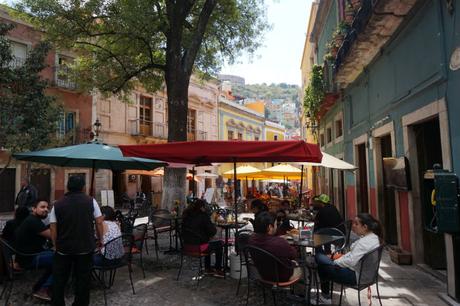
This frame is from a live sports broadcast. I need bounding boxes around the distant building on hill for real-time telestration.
[217,74,245,86]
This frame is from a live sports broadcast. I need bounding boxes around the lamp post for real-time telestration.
[93,118,102,142]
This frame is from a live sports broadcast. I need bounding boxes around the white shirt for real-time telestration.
[335,232,380,279]
[49,198,102,223]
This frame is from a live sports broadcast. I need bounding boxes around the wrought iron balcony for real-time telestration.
[129,119,167,139]
[53,66,77,90]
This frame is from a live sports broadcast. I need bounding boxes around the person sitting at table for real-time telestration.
[14,199,53,301]
[312,213,382,305]
[248,199,268,226]
[2,205,30,244]
[93,206,124,266]
[249,211,300,282]
[181,199,224,278]
[312,194,345,234]
[275,209,293,236]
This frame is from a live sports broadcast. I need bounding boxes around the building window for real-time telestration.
[237,132,243,140]
[274,135,278,140]
[139,96,152,135]
[320,133,325,147]
[335,119,343,138]
[326,127,332,143]
[58,111,77,143]
[9,41,27,67]
[228,130,234,140]
[255,136,259,141]
[187,109,196,140]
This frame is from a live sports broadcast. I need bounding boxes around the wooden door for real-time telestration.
[0,169,16,212]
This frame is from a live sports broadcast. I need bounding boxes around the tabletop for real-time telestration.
[282,234,343,248]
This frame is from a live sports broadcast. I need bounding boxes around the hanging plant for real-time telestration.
[303,65,325,119]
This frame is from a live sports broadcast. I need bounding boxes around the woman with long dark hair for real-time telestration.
[312,213,382,305]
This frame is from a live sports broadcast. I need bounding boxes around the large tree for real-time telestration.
[19,0,268,207]
[0,22,63,174]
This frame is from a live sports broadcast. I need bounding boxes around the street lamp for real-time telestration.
[93,118,102,141]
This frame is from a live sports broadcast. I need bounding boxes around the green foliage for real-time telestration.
[232,83,299,104]
[18,0,269,99]
[0,23,63,154]
[303,65,324,119]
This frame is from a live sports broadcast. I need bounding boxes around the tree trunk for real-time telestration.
[161,65,190,210]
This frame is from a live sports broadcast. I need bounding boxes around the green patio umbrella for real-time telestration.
[13,142,167,195]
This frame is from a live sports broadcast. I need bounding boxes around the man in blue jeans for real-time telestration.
[15,199,54,301]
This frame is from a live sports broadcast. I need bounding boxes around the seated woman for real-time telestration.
[313,213,382,305]
[94,206,124,266]
[181,199,224,278]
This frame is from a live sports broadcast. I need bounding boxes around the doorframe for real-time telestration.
[353,133,369,214]
[402,98,451,264]
[371,121,401,247]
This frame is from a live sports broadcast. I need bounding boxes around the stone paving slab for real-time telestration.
[1,235,451,306]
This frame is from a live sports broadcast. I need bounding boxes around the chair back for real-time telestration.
[100,235,125,263]
[0,238,15,280]
[132,224,148,252]
[243,244,295,284]
[178,227,209,256]
[357,245,384,287]
[150,209,173,229]
[115,211,136,234]
[314,227,346,253]
[235,230,252,255]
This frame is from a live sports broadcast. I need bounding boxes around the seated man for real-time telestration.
[248,211,300,282]
[15,199,53,301]
[181,199,224,278]
[312,194,345,233]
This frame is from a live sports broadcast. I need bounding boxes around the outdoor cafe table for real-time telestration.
[216,222,248,272]
[287,214,314,228]
[283,234,344,305]
[153,213,182,253]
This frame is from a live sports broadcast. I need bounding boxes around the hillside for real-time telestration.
[231,83,300,104]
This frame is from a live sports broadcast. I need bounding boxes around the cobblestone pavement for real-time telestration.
[2,233,450,306]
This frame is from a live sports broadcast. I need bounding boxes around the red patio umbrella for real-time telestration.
[119,140,322,223]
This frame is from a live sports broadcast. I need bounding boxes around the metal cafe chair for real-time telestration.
[332,245,385,306]
[234,229,253,296]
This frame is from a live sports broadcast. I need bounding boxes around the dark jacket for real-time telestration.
[314,203,345,233]
[15,185,38,208]
[53,191,96,254]
[181,210,216,245]
[249,233,297,282]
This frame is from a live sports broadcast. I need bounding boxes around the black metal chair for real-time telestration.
[333,244,384,306]
[0,237,43,306]
[92,234,135,306]
[234,229,253,296]
[243,245,302,306]
[148,209,174,259]
[176,227,210,286]
[131,223,148,278]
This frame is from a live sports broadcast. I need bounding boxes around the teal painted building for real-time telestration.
[309,0,460,300]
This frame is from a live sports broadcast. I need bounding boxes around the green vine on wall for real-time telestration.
[303,65,325,119]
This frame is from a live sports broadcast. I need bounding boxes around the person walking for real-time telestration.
[15,176,38,210]
[50,176,104,306]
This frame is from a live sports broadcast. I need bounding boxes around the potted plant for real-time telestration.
[333,22,349,48]
[323,52,335,62]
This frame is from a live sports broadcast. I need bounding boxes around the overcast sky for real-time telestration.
[220,0,312,86]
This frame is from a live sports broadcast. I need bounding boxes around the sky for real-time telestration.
[220,0,313,86]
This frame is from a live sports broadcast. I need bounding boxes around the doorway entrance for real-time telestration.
[356,143,369,213]
[379,135,398,245]
[0,168,16,212]
[412,117,446,269]
[112,171,126,208]
[31,168,51,203]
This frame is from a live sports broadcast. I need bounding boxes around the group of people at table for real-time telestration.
[2,176,381,306]
[182,193,382,305]
[2,175,124,305]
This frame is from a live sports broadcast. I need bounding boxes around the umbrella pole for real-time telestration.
[90,160,95,197]
[245,176,248,197]
[233,159,238,226]
[299,165,304,209]
[192,166,195,198]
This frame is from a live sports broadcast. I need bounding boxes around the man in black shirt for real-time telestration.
[15,176,38,210]
[15,200,53,301]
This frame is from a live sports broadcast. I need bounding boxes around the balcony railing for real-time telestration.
[53,66,77,90]
[187,130,207,141]
[129,119,167,139]
[7,57,26,69]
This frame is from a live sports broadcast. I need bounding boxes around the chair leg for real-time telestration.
[236,259,242,296]
[154,235,160,260]
[176,253,183,281]
[271,289,277,306]
[358,288,361,306]
[128,264,135,295]
[376,281,383,306]
[245,276,250,306]
[4,280,13,306]
[140,250,146,278]
[262,286,266,304]
[339,284,343,306]
[144,238,149,255]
